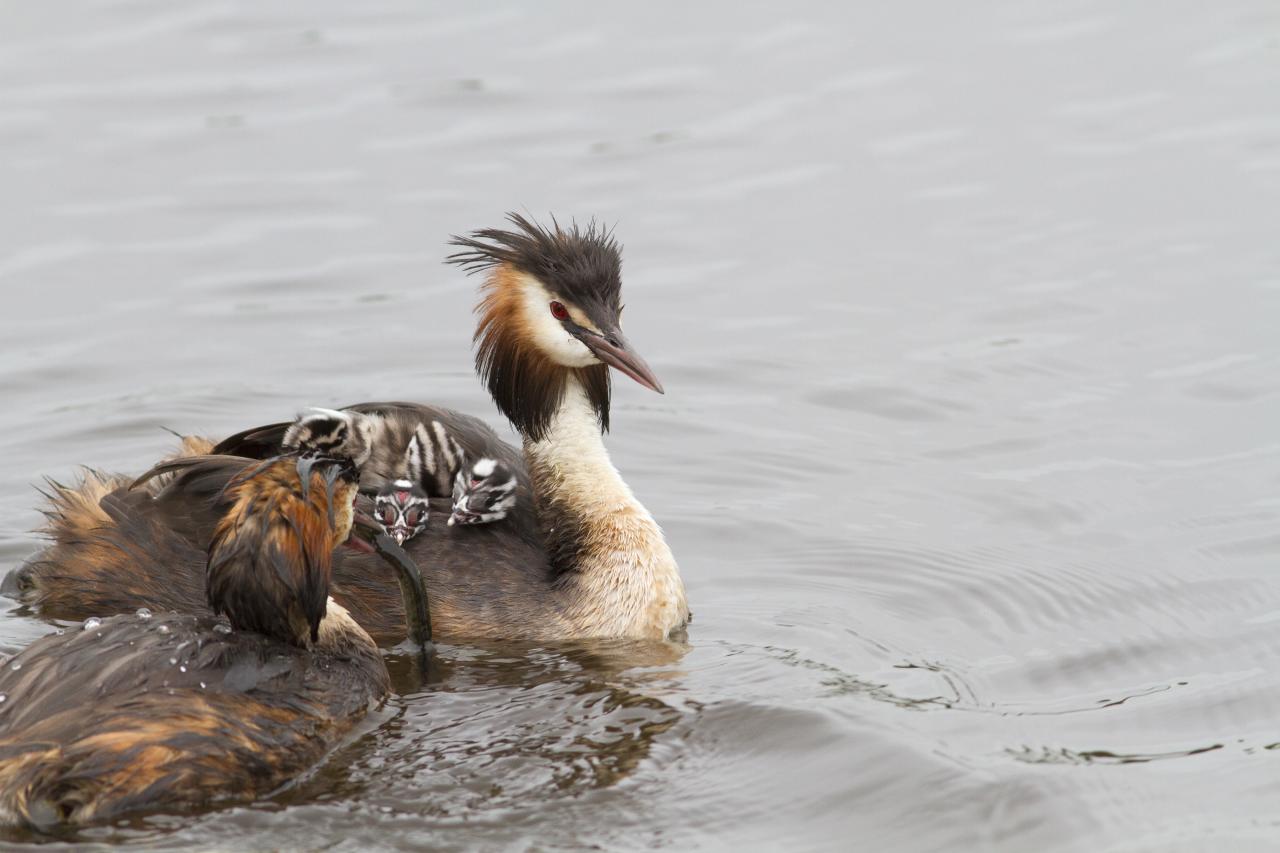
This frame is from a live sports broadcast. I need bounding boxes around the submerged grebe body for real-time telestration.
[8,214,689,643]
[0,455,413,829]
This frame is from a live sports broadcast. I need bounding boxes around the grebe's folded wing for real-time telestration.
[211,420,293,458]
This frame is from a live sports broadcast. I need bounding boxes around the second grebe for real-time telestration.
[0,453,424,829]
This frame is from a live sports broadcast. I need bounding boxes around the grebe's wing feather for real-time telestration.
[130,454,256,492]
[211,420,293,458]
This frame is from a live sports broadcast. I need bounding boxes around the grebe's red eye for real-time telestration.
[550,301,570,321]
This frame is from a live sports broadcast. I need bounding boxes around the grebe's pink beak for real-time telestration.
[574,324,664,394]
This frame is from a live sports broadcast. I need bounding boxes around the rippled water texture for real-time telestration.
[2,1,1279,850]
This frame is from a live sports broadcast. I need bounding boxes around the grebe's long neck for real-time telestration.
[524,374,688,639]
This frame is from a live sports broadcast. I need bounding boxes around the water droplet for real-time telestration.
[179,665,187,673]
[0,693,7,703]
[156,624,170,635]
[82,617,102,631]
[54,628,65,636]
[168,657,178,666]
[9,662,20,671]
[199,681,207,689]
[136,608,152,620]
[213,623,232,635]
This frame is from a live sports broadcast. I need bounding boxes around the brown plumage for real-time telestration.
[0,456,393,830]
[203,454,357,646]
[7,213,689,643]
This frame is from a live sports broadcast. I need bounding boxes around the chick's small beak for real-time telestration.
[393,529,407,546]
[575,325,664,394]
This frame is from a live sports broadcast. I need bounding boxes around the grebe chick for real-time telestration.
[449,457,517,526]
[279,406,469,499]
[0,454,425,829]
[282,407,461,544]
[371,455,514,539]
[374,478,430,545]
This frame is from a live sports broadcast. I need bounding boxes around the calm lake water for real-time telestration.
[2,1,1279,850]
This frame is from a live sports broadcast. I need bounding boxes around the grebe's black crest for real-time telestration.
[447,212,622,312]
[446,213,622,442]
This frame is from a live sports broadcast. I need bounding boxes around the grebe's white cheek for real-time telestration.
[548,332,598,367]
[532,306,597,367]
[516,274,600,368]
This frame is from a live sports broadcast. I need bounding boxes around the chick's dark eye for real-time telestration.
[549,301,570,321]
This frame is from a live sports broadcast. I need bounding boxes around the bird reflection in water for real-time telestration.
[283,638,692,814]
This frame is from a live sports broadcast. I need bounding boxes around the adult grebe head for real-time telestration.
[447,213,663,441]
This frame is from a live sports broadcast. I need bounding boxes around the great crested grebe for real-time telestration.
[0,453,426,829]
[7,214,689,642]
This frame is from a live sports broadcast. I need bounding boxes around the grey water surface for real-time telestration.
[1,1,1279,850]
